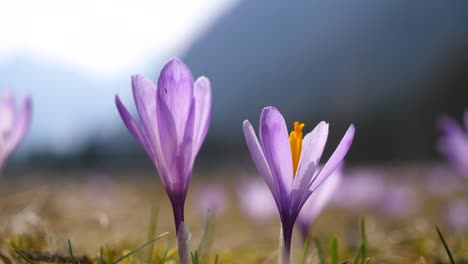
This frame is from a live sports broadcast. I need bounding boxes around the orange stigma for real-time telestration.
[289,121,304,177]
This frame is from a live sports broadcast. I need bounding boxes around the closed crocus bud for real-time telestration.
[115,58,211,264]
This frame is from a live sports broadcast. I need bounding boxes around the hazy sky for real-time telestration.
[0,0,239,77]
[0,0,239,154]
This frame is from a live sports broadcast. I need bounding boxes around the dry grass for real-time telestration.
[0,164,467,263]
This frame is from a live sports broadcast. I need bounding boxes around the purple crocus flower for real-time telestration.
[296,165,343,242]
[378,184,420,219]
[238,178,277,222]
[0,91,32,173]
[195,184,227,215]
[243,106,354,263]
[115,58,211,235]
[437,111,468,176]
[445,200,468,231]
[331,168,386,210]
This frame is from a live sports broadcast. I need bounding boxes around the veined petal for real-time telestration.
[179,100,195,193]
[243,120,280,207]
[290,121,329,212]
[115,95,150,155]
[308,124,355,194]
[132,75,169,186]
[192,76,211,159]
[157,58,194,144]
[259,107,293,203]
[156,93,179,191]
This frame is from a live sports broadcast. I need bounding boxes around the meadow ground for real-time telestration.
[0,164,467,264]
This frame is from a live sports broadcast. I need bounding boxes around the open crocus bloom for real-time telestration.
[296,164,343,242]
[243,106,354,263]
[0,91,32,173]
[438,111,468,176]
[115,58,211,234]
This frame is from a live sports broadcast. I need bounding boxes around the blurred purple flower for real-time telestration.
[115,58,211,235]
[86,173,114,210]
[437,111,468,176]
[297,165,343,242]
[0,91,32,173]
[195,184,227,215]
[445,200,468,231]
[331,168,386,209]
[378,184,420,218]
[243,106,354,263]
[425,165,461,197]
[238,178,277,222]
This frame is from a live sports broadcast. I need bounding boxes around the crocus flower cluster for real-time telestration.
[243,107,354,263]
[438,111,468,176]
[115,58,355,264]
[0,91,32,173]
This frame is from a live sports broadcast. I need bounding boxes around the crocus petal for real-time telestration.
[132,75,169,185]
[308,124,355,194]
[243,120,281,208]
[115,94,150,155]
[179,101,195,193]
[438,116,464,139]
[0,94,31,171]
[10,95,32,151]
[437,116,468,174]
[192,76,211,159]
[297,164,343,228]
[0,91,16,136]
[157,58,194,144]
[290,121,329,212]
[259,107,293,203]
[156,94,179,191]
[132,75,158,147]
[296,122,329,179]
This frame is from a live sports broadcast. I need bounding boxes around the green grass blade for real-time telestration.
[105,244,112,264]
[147,206,159,264]
[13,249,37,264]
[353,245,363,264]
[10,242,37,264]
[313,238,327,264]
[99,247,104,264]
[191,250,199,264]
[159,248,169,264]
[360,218,367,262]
[436,226,455,264]
[331,235,339,264]
[112,232,169,264]
[67,240,79,264]
[300,238,310,264]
